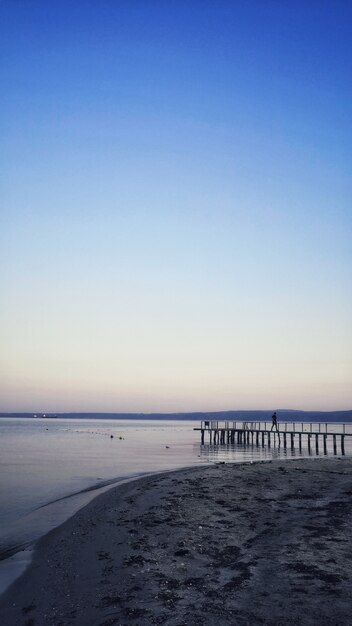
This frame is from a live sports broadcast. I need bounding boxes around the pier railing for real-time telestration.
[199,420,352,435]
[195,420,351,454]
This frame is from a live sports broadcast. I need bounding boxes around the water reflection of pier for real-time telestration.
[194,421,352,455]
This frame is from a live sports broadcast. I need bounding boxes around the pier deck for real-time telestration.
[194,421,352,454]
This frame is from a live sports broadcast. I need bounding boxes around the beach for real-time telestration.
[1,457,352,626]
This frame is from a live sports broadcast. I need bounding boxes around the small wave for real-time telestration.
[32,472,148,511]
[0,541,31,562]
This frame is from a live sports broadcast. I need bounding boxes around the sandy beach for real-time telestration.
[1,457,352,626]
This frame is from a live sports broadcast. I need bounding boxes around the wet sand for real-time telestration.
[1,457,352,625]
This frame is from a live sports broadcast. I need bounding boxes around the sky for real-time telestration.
[1,0,351,413]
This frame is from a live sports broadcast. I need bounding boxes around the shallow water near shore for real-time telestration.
[0,417,351,594]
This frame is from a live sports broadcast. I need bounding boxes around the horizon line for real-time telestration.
[1,408,352,416]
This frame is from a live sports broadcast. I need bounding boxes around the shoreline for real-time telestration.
[1,457,352,625]
[0,465,205,596]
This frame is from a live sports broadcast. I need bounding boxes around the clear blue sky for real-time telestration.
[1,0,351,412]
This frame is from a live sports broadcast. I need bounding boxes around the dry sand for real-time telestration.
[1,457,352,626]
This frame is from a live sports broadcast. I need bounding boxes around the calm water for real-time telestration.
[0,417,351,593]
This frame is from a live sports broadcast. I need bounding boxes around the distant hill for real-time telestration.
[1,409,352,422]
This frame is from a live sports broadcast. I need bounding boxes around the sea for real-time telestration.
[0,416,351,594]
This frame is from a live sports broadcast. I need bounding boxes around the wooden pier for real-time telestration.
[194,421,352,454]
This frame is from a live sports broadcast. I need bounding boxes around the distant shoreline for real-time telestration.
[1,409,352,421]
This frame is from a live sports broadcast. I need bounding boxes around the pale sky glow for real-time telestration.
[1,1,351,412]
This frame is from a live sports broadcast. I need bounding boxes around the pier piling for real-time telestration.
[196,421,350,456]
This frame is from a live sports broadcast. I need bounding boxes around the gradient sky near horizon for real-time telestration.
[1,0,351,413]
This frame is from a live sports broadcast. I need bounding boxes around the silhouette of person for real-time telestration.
[271,411,278,432]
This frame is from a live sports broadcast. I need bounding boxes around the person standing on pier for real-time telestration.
[271,411,279,432]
